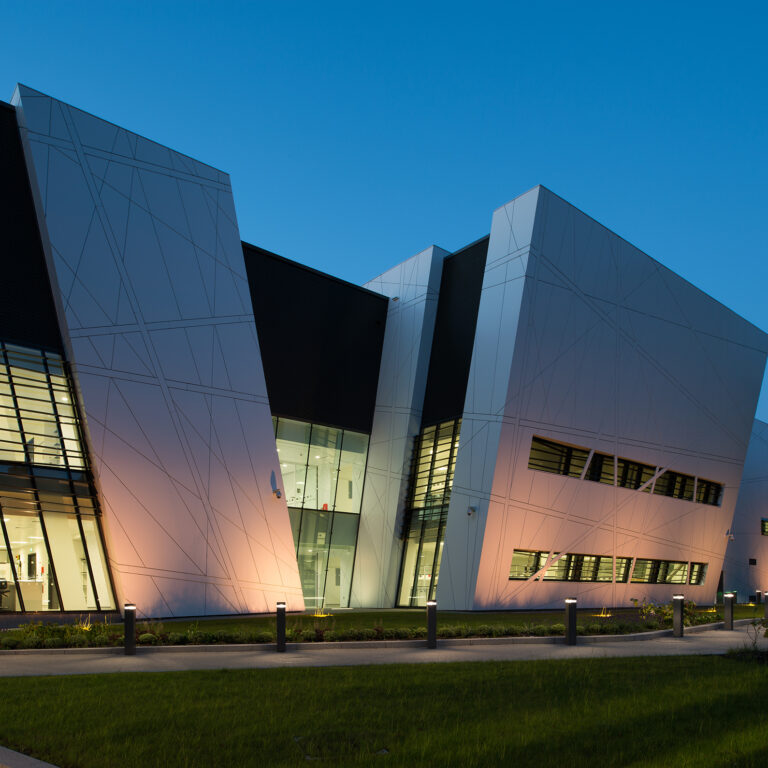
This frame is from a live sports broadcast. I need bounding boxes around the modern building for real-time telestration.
[1,84,767,618]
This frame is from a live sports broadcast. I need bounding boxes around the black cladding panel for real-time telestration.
[421,236,489,427]
[0,101,63,352]
[244,244,388,433]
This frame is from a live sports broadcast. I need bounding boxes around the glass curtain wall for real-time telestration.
[397,418,461,607]
[274,417,368,610]
[0,343,115,613]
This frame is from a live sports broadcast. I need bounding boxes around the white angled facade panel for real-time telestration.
[726,419,768,600]
[350,246,446,607]
[437,188,540,609]
[440,186,768,610]
[13,85,303,617]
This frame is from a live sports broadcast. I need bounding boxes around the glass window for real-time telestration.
[696,478,722,506]
[615,557,632,583]
[275,419,311,508]
[528,437,589,478]
[397,523,423,606]
[617,458,655,491]
[631,558,655,583]
[80,516,115,610]
[41,511,96,610]
[659,560,688,584]
[288,507,302,552]
[542,553,569,580]
[509,550,541,580]
[689,562,707,585]
[304,425,342,512]
[324,512,358,608]
[586,452,615,485]
[653,472,694,501]
[412,516,439,605]
[296,509,332,612]
[397,419,460,606]
[762,519,768,536]
[0,526,19,611]
[334,430,368,514]
[2,509,60,611]
[0,343,116,613]
[575,555,599,581]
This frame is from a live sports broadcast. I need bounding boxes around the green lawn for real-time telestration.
[0,656,767,767]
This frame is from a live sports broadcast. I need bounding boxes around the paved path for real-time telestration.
[0,624,765,677]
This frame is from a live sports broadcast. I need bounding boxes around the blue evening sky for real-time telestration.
[3,2,768,414]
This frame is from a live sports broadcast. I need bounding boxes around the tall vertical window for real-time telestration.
[397,419,461,607]
[273,417,369,610]
[0,343,115,613]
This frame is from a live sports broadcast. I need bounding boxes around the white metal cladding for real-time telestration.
[438,186,768,610]
[725,419,768,600]
[13,85,304,617]
[350,246,446,607]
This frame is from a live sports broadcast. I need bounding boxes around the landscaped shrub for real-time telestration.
[43,637,66,649]
[138,633,159,645]
[168,632,187,645]
[18,636,43,649]
[0,636,19,650]
[549,623,565,635]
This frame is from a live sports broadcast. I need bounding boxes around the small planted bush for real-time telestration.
[0,636,19,650]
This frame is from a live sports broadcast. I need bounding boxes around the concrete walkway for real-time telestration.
[0,622,765,677]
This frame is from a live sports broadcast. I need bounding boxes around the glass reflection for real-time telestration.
[275,419,310,507]
[273,417,370,608]
[0,343,116,613]
[80,516,114,610]
[397,419,461,607]
[3,509,60,611]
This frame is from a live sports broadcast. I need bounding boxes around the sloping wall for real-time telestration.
[439,186,768,609]
[14,85,303,617]
[350,246,446,606]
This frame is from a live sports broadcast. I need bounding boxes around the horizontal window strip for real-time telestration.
[509,548,708,586]
[528,436,723,507]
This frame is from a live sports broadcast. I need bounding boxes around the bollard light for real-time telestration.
[565,598,577,646]
[426,600,437,649]
[124,603,136,656]
[764,590,768,620]
[276,601,286,652]
[723,592,735,631]
[757,590,762,606]
[672,594,684,638]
